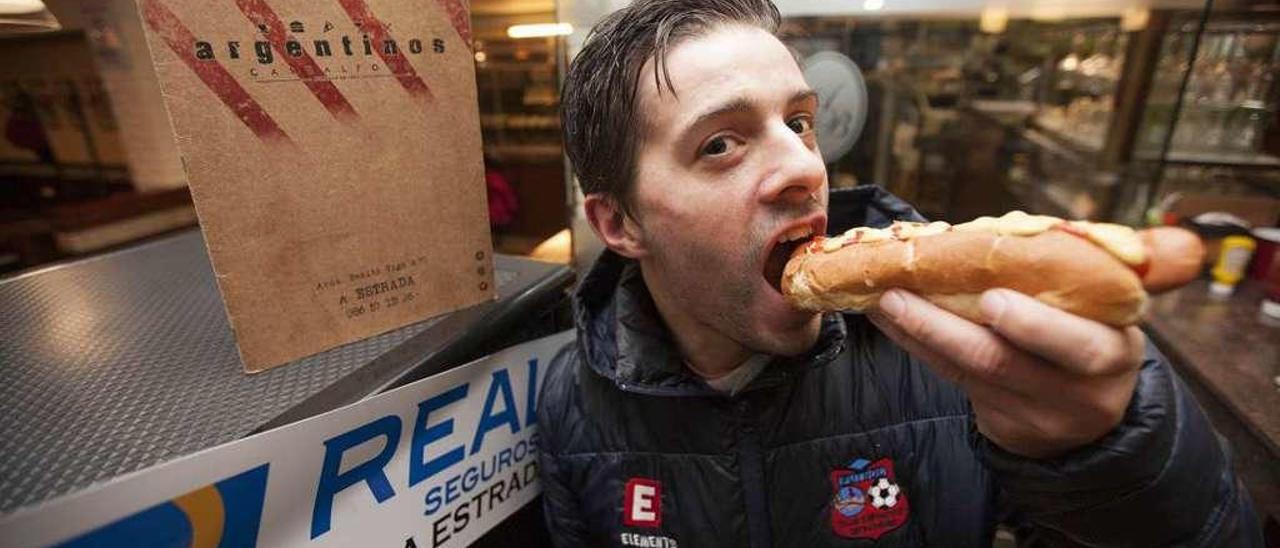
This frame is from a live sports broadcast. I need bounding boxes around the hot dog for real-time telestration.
[781,211,1205,327]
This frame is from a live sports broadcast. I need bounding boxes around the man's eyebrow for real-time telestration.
[681,96,756,138]
[790,89,818,106]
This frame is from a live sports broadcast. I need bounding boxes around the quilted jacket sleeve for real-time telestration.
[978,341,1264,546]
[536,345,591,547]
[538,446,589,547]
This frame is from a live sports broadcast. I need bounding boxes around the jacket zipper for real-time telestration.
[736,399,772,548]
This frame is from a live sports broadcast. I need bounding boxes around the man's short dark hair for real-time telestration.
[560,0,781,214]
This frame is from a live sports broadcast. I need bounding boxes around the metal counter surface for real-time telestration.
[0,229,571,513]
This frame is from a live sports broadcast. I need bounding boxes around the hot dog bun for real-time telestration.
[781,212,1204,327]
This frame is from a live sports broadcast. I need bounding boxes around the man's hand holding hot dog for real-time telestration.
[867,288,1145,458]
[777,211,1207,458]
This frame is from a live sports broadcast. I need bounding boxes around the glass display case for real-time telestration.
[1136,11,1280,228]
[1011,18,1135,222]
[1148,20,1280,163]
[778,16,1144,222]
[773,4,1280,229]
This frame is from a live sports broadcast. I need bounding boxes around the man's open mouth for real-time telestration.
[764,225,816,293]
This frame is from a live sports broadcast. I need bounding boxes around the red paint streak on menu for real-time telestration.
[234,0,360,121]
[434,0,472,50]
[334,0,434,101]
[140,0,292,144]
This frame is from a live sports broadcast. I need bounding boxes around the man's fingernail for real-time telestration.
[879,290,905,320]
[980,290,1008,323]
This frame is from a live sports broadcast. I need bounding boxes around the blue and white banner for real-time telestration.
[0,330,574,548]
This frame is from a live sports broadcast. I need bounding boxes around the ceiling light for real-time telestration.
[1059,54,1080,72]
[507,23,573,39]
[980,8,1008,34]
[0,0,60,33]
[1121,7,1150,32]
[862,0,885,11]
[1029,6,1066,22]
[0,0,45,15]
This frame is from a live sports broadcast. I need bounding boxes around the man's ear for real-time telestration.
[583,194,648,259]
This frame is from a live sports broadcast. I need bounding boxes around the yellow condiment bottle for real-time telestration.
[1210,235,1257,297]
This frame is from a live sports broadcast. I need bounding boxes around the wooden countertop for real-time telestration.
[1143,278,1280,457]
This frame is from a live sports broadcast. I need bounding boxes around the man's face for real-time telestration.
[627,24,829,357]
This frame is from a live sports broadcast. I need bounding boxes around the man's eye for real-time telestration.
[787,116,814,134]
[701,136,730,156]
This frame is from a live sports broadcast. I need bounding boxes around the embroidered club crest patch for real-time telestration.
[829,457,909,540]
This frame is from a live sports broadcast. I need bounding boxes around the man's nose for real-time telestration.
[758,123,826,206]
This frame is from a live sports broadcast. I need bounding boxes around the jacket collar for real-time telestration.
[574,250,846,397]
[572,185,925,397]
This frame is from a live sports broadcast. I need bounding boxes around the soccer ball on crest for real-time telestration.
[868,478,900,509]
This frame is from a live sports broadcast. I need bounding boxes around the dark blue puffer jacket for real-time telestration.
[536,186,1262,547]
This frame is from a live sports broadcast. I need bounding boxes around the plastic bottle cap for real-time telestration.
[1263,300,1280,320]
[1209,282,1236,297]
[1253,227,1280,244]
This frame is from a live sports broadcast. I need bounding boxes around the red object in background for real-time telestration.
[1263,246,1280,302]
[485,167,518,229]
[1250,228,1280,281]
[1262,257,1280,320]
[1257,228,1280,319]
[4,99,53,162]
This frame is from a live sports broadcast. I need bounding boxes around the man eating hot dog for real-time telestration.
[535,0,1264,545]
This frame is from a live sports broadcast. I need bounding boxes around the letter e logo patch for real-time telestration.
[623,477,661,528]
